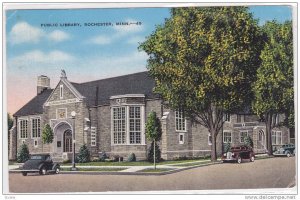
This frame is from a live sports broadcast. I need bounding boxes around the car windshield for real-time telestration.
[30,155,45,160]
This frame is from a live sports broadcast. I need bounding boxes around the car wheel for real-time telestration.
[237,157,242,164]
[250,155,255,162]
[39,167,47,175]
[55,167,60,174]
[286,151,291,157]
[22,172,27,176]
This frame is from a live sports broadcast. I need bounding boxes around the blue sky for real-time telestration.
[5,5,293,114]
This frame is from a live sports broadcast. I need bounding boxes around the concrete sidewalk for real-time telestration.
[8,154,269,173]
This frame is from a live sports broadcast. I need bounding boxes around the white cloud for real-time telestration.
[127,36,146,45]
[48,30,70,42]
[8,50,75,69]
[88,35,112,45]
[9,22,44,44]
[9,22,71,44]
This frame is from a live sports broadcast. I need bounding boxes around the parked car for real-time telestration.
[222,145,255,164]
[18,154,60,176]
[273,144,295,157]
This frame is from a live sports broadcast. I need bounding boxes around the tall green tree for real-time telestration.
[139,7,263,161]
[145,111,162,169]
[252,20,293,155]
[41,124,54,151]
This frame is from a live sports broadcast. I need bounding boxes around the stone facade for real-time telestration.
[9,72,291,161]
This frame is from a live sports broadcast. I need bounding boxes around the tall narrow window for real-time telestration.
[60,85,63,99]
[223,113,231,122]
[113,107,126,144]
[175,110,186,131]
[240,131,248,143]
[32,118,41,138]
[237,114,243,123]
[91,127,96,146]
[223,131,232,143]
[19,120,28,139]
[272,131,276,145]
[129,106,141,144]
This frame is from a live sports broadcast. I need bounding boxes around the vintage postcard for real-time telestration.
[2,2,297,199]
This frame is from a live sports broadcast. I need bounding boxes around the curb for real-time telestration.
[9,161,222,176]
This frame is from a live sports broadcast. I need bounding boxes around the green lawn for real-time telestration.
[60,167,126,172]
[138,168,173,173]
[61,159,210,167]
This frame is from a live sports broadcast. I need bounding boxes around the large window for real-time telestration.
[223,131,232,143]
[113,107,126,144]
[112,105,144,145]
[129,107,141,144]
[175,110,186,131]
[31,118,41,138]
[240,131,248,143]
[91,127,96,146]
[19,119,28,139]
[272,131,282,145]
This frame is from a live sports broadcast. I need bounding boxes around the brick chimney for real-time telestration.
[37,75,50,94]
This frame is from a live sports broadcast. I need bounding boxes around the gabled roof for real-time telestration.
[14,71,158,117]
[72,71,158,106]
[14,89,53,117]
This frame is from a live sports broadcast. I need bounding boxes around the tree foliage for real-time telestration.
[42,124,54,144]
[147,141,161,163]
[77,144,90,163]
[17,143,29,163]
[145,111,162,141]
[252,20,293,154]
[139,7,263,161]
[244,135,253,148]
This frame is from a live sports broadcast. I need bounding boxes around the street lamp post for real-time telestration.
[71,111,77,171]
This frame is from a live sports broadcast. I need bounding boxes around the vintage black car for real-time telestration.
[221,145,255,164]
[273,144,295,157]
[19,154,60,176]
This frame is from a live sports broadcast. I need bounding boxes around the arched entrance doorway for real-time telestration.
[63,129,72,152]
[53,122,73,155]
[258,129,266,149]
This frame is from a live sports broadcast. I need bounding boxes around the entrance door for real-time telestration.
[63,129,72,152]
[258,129,266,149]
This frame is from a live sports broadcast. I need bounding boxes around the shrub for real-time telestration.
[77,144,90,163]
[17,143,30,163]
[224,141,231,153]
[127,153,136,162]
[99,152,108,162]
[112,155,123,162]
[147,141,161,163]
[244,135,254,148]
[62,159,71,164]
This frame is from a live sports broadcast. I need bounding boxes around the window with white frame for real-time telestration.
[34,139,38,148]
[31,118,41,138]
[223,113,231,122]
[175,110,186,131]
[113,107,126,144]
[19,119,28,139]
[179,133,184,144]
[272,131,282,145]
[237,114,244,123]
[91,127,96,146]
[240,131,248,143]
[60,85,63,99]
[208,134,212,145]
[129,107,141,144]
[223,131,232,143]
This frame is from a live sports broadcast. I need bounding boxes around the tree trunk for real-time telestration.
[210,130,217,161]
[265,113,273,156]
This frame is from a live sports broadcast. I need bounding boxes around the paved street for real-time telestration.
[9,157,295,193]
